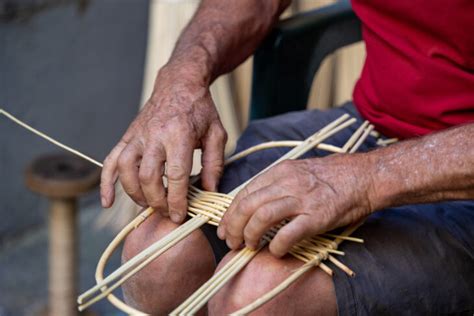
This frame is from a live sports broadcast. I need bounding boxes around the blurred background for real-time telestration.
[0,0,364,315]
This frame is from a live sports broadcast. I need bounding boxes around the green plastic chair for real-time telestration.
[249,1,361,120]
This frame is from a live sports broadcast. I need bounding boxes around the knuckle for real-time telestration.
[148,197,166,209]
[122,183,139,196]
[100,170,110,183]
[165,118,191,133]
[203,156,224,169]
[99,181,111,189]
[217,128,228,143]
[121,130,135,143]
[146,116,163,129]
[167,164,187,182]
[117,153,134,170]
[255,207,273,224]
[286,196,301,210]
[103,154,114,165]
[226,225,241,239]
[299,223,313,238]
[237,198,253,216]
[167,196,186,211]
[125,190,142,205]
[239,186,251,200]
[278,160,292,171]
[243,226,257,242]
[138,168,154,185]
[212,163,224,174]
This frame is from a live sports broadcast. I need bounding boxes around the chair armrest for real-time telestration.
[249,1,362,120]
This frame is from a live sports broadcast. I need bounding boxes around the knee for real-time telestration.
[208,249,337,315]
[121,213,215,315]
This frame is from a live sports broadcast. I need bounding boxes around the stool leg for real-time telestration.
[49,198,78,316]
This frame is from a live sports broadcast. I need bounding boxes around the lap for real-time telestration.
[203,104,474,314]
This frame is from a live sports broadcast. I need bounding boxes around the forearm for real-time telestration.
[369,123,474,210]
[164,0,291,85]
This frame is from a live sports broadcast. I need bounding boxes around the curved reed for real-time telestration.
[1,109,381,315]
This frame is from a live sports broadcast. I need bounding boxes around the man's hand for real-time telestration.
[217,154,377,257]
[218,122,474,258]
[98,0,291,223]
[101,63,227,224]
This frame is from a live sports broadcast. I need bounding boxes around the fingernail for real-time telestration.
[171,212,182,223]
[270,246,285,258]
[226,239,234,249]
[217,226,224,239]
[101,196,108,208]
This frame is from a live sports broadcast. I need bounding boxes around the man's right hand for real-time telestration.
[100,62,227,224]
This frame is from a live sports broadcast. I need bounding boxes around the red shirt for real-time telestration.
[351,0,474,139]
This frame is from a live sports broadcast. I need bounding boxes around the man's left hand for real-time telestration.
[217,154,378,257]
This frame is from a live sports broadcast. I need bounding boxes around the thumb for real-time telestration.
[201,123,227,191]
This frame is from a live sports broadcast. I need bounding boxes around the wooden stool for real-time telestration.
[25,153,100,316]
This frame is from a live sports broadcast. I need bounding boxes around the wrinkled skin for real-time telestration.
[218,154,376,257]
[100,63,227,223]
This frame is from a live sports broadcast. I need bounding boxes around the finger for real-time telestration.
[244,196,299,250]
[201,123,227,191]
[101,140,127,208]
[217,185,251,241]
[269,215,316,257]
[230,160,287,212]
[138,143,167,213]
[117,141,147,207]
[223,184,286,250]
[165,144,194,224]
[217,169,282,240]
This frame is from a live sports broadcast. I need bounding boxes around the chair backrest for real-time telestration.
[249,1,362,120]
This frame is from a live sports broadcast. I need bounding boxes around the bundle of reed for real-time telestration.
[0,109,378,315]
